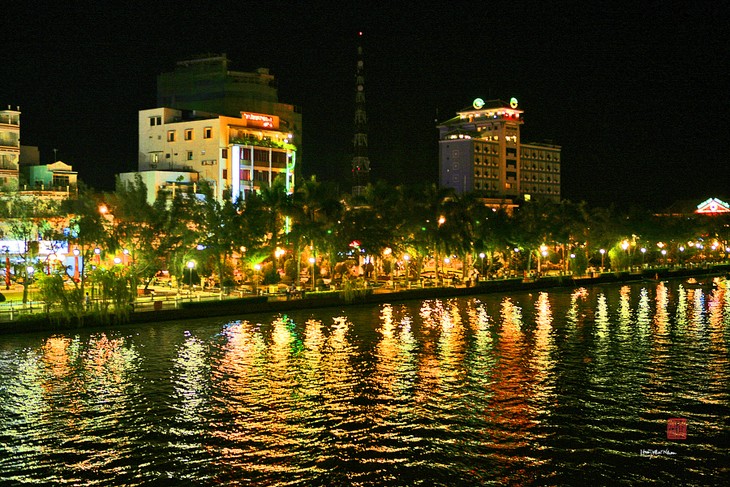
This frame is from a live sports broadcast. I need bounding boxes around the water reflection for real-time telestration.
[0,279,728,485]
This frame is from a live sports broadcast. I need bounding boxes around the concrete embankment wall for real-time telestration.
[1,265,727,335]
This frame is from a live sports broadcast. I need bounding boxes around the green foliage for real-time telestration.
[340,276,371,303]
[35,272,84,323]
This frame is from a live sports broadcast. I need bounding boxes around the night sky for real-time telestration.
[3,1,728,209]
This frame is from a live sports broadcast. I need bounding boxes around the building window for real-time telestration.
[185,129,193,141]
[204,127,212,139]
[149,116,161,126]
[221,148,228,158]
[187,151,193,161]
[52,175,70,187]
[167,131,176,142]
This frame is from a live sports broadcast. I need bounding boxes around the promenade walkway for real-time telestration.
[2,263,728,334]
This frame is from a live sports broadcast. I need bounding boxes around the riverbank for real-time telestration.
[1,264,728,335]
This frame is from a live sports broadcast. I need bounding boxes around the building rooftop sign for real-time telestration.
[242,112,278,129]
[695,197,730,214]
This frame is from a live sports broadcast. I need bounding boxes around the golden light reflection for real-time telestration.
[618,286,632,332]
[531,293,555,406]
[691,289,706,332]
[595,293,609,340]
[172,333,211,427]
[675,285,688,329]
[484,296,532,451]
[636,288,651,335]
[566,287,588,329]
[653,281,669,335]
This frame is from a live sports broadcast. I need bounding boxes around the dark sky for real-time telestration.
[3,1,728,209]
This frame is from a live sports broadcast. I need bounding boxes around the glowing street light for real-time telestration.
[308,257,316,291]
[640,247,646,267]
[187,261,195,293]
[3,246,10,290]
[403,254,410,288]
[479,252,486,278]
[73,248,80,282]
[599,248,606,271]
[253,263,261,294]
[94,247,101,265]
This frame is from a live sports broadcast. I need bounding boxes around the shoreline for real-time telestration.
[1,265,728,335]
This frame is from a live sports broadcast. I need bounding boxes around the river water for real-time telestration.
[0,279,728,486]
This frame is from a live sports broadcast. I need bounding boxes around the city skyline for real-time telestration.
[2,1,727,209]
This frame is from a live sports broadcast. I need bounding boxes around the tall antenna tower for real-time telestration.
[351,32,370,196]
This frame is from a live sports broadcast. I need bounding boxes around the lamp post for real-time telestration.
[621,240,629,270]
[308,257,316,291]
[678,245,685,267]
[253,263,261,295]
[94,247,101,265]
[3,246,9,290]
[274,247,286,273]
[73,248,80,282]
[599,248,606,271]
[640,247,646,268]
[538,245,548,276]
[403,254,410,288]
[661,249,667,267]
[479,252,485,280]
[187,261,195,295]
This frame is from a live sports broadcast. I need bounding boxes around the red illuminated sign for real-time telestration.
[242,112,278,129]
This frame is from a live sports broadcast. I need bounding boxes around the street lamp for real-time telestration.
[253,263,262,294]
[640,247,646,267]
[403,254,410,288]
[621,240,629,270]
[73,248,80,282]
[599,248,606,271]
[187,261,195,294]
[274,247,286,272]
[479,252,485,280]
[3,246,10,290]
[661,249,667,267]
[308,257,316,291]
[679,245,685,267]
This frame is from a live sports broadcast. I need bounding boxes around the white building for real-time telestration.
[126,107,297,203]
[0,106,21,191]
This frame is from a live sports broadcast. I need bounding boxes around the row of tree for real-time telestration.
[1,175,728,322]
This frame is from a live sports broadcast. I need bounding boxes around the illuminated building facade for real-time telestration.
[157,55,302,178]
[0,107,21,191]
[437,98,561,202]
[131,107,296,203]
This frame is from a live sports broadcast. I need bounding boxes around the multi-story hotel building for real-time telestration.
[0,106,21,191]
[128,107,296,203]
[437,98,561,202]
[157,55,302,178]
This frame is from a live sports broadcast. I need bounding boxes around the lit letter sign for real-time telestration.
[242,112,279,129]
[473,98,485,109]
[510,97,519,108]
